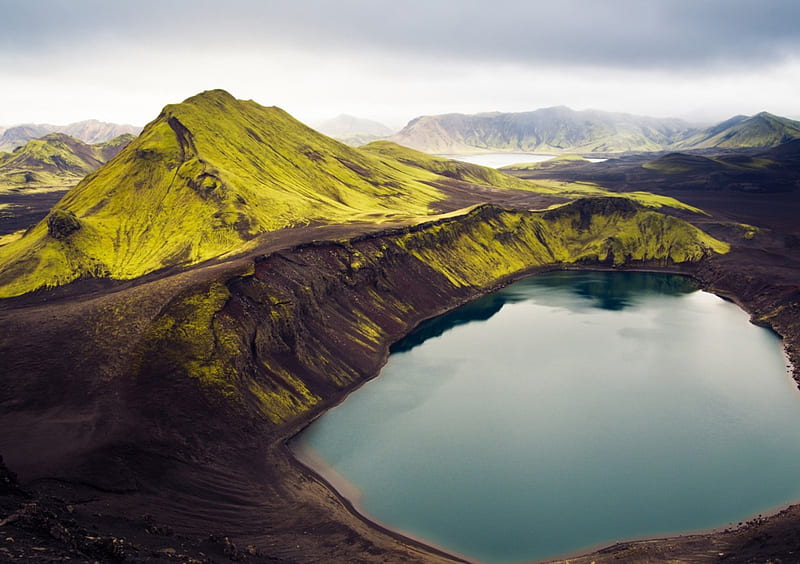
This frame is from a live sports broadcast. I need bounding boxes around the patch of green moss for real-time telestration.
[397,199,727,288]
[142,277,325,423]
[143,281,241,396]
[249,369,320,424]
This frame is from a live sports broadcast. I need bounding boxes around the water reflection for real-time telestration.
[529,270,698,310]
[393,271,698,353]
[298,271,796,564]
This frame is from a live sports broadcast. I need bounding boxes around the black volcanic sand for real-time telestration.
[2,168,800,563]
[0,188,70,235]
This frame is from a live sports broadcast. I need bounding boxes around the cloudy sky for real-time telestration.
[1,0,799,129]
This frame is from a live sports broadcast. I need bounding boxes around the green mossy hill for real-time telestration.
[0,125,51,153]
[0,90,708,299]
[500,154,590,171]
[0,121,142,153]
[674,112,800,150]
[0,133,133,191]
[0,90,453,297]
[398,197,727,287]
[139,197,727,424]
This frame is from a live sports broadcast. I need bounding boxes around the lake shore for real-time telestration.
[280,264,800,564]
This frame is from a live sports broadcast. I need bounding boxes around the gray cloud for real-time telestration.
[1,0,798,126]
[2,0,799,70]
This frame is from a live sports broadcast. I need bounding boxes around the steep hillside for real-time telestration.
[674,112,800,150]
[0,120,141,152]
[0,133,133,190]
[390,107,694,154]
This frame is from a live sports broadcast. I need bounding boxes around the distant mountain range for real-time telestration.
[0,132,135,190]
[315,114,395,146]
[0,119,142,152]
[390,107,800,154]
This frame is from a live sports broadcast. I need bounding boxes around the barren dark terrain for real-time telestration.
[1,145,800,563]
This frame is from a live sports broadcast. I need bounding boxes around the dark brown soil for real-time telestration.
[0,188,69,235]
[1,155,800,564]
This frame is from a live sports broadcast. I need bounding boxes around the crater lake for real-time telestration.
[293,271,800,563]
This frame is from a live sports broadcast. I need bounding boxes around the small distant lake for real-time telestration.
[294,271,800,563]
[442,152,606,169]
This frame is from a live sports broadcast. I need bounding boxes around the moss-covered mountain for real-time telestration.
[0,133,134,190]
[390,107,800,154]
[0,91,460,297]
[672,112,800,150]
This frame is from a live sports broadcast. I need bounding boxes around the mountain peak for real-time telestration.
[181,88,237,105]
[0,91,445,297]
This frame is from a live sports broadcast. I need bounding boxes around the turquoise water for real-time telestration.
[294,272,800,563]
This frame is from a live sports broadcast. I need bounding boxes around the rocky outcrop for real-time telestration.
[46,210,81,240]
